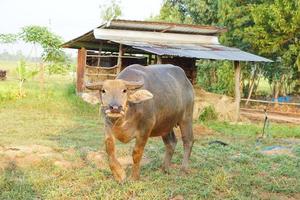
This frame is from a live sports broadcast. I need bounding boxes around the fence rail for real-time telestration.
[241,98,300,106]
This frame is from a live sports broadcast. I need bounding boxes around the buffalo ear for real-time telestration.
[85,82,103,90]
[128,89,153,103]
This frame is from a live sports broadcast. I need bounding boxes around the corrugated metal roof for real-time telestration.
[113,41,272,62]
[63,19,271,62]
[106,20,226,35]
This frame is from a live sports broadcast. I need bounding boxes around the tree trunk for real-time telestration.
[274,75,285,107]
[245,66,258,105]
[252,75,261,95]
[274,81,280,107]
[19,79,24,96]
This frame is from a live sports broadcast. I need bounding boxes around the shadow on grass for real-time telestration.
[0,161,39,200]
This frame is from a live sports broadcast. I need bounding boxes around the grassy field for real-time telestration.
[0,61,299,199]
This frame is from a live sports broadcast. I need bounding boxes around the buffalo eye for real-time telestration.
[101,89,106,94]
[122,89,127,93]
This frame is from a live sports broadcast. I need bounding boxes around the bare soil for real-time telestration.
[0,144,151,170]
[241,108,300,124]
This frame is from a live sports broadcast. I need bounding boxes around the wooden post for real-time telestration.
[157,55,162,64]
[191,59,196,85]
[234,61,241,122]
[117,44,123,74]
[148,54,152,65]
[97,42,102,67]
[77,47,86,94]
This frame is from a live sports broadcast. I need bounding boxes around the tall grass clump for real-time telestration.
[199,105,218,122]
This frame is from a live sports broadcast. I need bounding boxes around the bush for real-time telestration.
[199,105,218,122]
[0,87,18,102]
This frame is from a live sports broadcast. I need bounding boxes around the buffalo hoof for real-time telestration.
[114,170,126,184]
[161,166,170,174]
[180,166,191,174]
[130,173,140,181]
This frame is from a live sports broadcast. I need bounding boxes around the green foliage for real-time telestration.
[157,0,300,96]
[152,0,185,23]
[16,60,39,96]
[16,60,39,82]
[197,60,234,95]
[199,105,218,121]
[155,0,219,25]
[20,26,67,63]
[1,26,71,75]
[100,0,122,22]
[0,34,18,44]
[0,87,18,102]
[244,0,300,79]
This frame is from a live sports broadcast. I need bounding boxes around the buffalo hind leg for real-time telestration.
[162,130,177,172]
[179,119,194,172]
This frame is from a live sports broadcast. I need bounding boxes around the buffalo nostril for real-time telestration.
[109,104,122,113]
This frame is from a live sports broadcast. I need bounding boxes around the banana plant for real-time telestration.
[16,59,39,96]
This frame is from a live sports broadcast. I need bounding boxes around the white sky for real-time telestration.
[0,0,163,56]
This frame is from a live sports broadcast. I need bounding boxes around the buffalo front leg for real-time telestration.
[105,135,126,183]
[131,136,148,180]
[179,120,194,172]
[161,130,177,172]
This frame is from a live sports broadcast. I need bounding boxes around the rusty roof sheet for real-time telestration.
[106,20,226,35]
[114,41,272,62]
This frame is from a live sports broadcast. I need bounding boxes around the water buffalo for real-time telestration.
[86,64,194,182]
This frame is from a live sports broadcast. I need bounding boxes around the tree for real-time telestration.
[100,0,122,22]
[244,0,300,101]
[1,26,71,93]
[155,0,218,25]
[155,0,300,100]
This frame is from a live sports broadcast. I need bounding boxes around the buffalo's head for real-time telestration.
[86,79,153,118]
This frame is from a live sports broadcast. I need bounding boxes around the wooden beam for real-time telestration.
[77,47,86,94]
[234,61,241,122]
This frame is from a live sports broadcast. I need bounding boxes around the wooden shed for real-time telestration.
[63,19,272,121]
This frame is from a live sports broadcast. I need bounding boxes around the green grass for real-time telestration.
[0,61,299,199]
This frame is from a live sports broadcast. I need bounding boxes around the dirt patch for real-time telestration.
[118,155,151,167]
[0,144,151,170]
[241,108,300,124]
[0,145,89,170]
[193,124,216,136]
[173,124,216,138]
[86,151,107,169]
[260,191,300,200]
